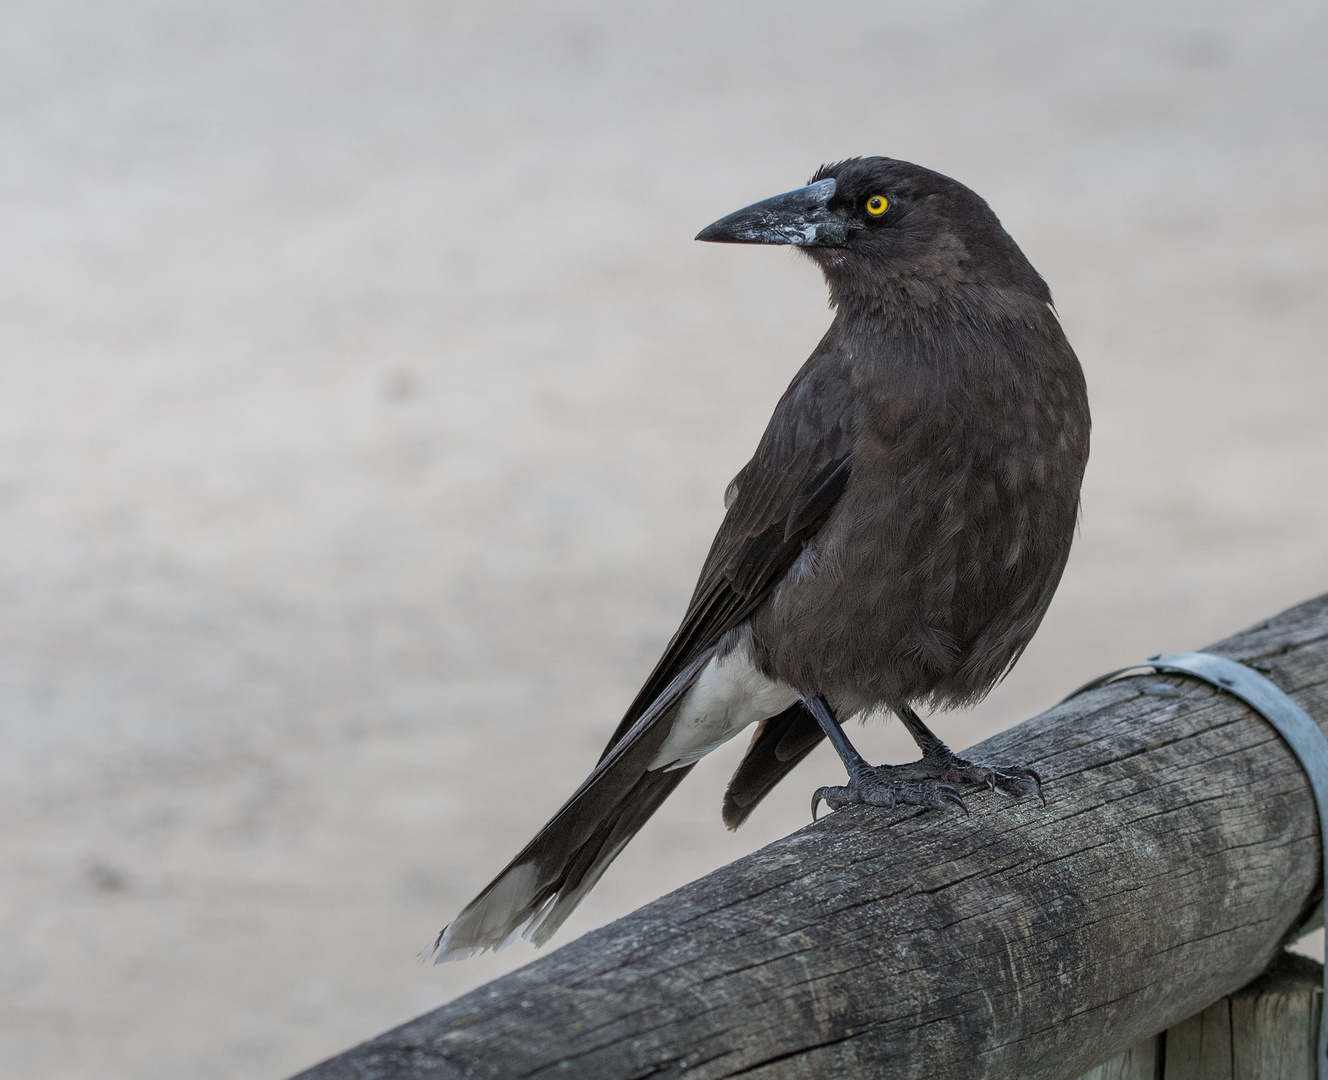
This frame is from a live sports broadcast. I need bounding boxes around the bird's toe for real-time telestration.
[878,778,967,813]
[985,766,1043,803]
[810,768,968,819]
[811,784,856,820]
[920,751,1045,804]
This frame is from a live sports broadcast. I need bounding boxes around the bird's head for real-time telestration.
[696,157,1047,311]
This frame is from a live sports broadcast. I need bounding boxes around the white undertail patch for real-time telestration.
[648,640,799,771]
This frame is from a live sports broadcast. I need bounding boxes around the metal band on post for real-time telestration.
[1066,652,1328,1077]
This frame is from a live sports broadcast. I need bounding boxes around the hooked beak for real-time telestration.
[695,178,848,247]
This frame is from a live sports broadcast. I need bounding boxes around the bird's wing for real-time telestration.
[599,361,855,757]
[432,357,854,959]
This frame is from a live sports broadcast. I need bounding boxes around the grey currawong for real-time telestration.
[433,157,1091,960]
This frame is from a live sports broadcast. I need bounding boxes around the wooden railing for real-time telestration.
[1079,952,1322,1080]
[290,593,1328,1080]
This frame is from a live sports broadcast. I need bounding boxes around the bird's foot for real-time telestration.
[810,751,1043,820]
[811,765,966,820]
[904,748,1044,803]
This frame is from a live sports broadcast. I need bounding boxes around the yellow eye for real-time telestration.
[866,195,888,216]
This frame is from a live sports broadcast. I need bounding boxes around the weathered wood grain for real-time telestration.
[1163,997,1233,1080]
[1079,1036,1160,1080]
[293,594,1328,1080]
[1074,951,1323,1079]
[1229,953,1322,1080]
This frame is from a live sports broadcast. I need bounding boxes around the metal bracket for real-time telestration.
[1065,652,1328,1076]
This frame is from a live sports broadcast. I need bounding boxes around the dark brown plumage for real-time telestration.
[433,156,1090,959]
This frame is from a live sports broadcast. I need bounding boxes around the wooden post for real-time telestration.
[291,594,1328,1080]
[1077,1035,1162,1080]
[1230,954,1323,1079]
[1166,997,1235,1079]
[1077,952,1323,1080]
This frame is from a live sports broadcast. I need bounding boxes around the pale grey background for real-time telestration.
[1,1,1325,1077]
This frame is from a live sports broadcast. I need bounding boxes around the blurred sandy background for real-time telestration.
[0,1,1325,1077]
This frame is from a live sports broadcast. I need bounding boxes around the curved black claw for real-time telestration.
[811,786,835,821]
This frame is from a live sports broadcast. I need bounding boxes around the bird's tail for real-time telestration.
[721,701,823,829]
[430,693,695,961]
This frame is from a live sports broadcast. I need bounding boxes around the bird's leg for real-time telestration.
[805,696,966,819]
[894,705,1043,803]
